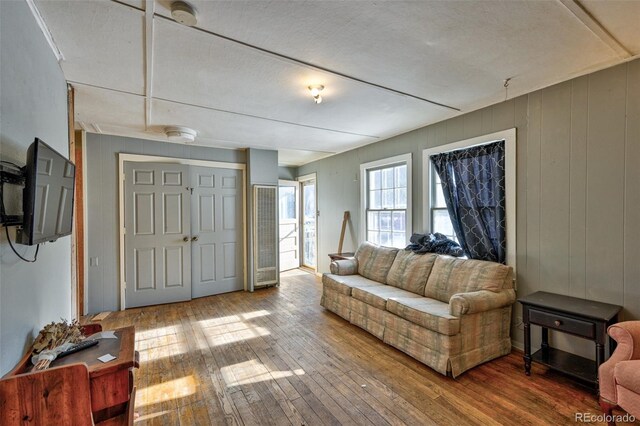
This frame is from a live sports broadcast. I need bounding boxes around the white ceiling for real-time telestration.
[36,0,639,166]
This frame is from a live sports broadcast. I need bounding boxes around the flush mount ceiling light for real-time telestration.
[171,1,198,26]
[165,126,197,143]
[308,85,324,104]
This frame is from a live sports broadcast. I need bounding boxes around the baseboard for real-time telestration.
[511,338,524,352]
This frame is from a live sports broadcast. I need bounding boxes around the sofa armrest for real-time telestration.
[599,321,640,403]
[329,259,358,275]
[449,289,516,316]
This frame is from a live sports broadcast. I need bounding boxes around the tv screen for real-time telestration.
[19,138,75,245]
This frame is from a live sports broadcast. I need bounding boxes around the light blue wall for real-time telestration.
[0,1,71,374]
[84,134,246,313]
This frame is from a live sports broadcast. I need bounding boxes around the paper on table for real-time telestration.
[90,331,118,340]
[98,353,116,363]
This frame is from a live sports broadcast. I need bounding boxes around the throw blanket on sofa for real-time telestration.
[405,232,464,257]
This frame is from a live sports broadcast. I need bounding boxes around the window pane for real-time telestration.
[392,211,405,232]
[395,188,407,209]
[369,169,381,190]
[395,165,407,188]
[382,189,394,208]
[382,167,394,189]
[434,183,446,208]
[367,211,379,231]
[278,187,296,220]
[379,231,391,246]
[432,209,456,240]
[392,232,405,248]
[369,190,381,209]
[380,211,391,231]
[368,231,379,245]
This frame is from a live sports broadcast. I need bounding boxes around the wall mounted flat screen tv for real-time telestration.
[19,138,75,245]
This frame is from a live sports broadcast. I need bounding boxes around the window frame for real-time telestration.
[422,129,516,268]
[360,153,412,248]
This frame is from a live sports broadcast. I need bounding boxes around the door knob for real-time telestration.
[183,236,189,242]
[192,236,199,242]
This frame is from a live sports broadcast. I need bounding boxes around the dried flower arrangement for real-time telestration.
[31,319,85,370]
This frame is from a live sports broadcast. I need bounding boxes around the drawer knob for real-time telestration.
[554,320,562,327]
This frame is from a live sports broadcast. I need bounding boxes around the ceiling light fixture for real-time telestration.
[308,85,324,104]
[171,1,198,27]
[165,126,197,143]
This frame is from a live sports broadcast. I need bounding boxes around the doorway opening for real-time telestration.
[299,175,317,271]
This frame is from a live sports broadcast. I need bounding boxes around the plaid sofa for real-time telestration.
[321,241,515,377]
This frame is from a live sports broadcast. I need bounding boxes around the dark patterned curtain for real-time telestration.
[430,141,506,263]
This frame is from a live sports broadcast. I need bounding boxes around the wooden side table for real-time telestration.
[4,325,139,423]
[518,292,621,391]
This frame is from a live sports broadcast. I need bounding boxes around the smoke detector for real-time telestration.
[165,126,197,143]
[171,1,198,27]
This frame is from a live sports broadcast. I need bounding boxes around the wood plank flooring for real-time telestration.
[92,270,633,425]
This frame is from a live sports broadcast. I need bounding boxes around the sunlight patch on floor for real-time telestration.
[136,324,187,361]
[198,310,270,328]
[220,359,305,387]
[134,410,173,422]
[137,375,197,407]
[203,325,271,347]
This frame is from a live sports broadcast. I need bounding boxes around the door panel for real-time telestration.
[279,181,299,271]
[125,162,191,308]
[191,166,243,298]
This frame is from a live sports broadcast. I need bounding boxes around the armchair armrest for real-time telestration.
[329,259,358,275]
[449,289,516,317]
[599,321,640,403]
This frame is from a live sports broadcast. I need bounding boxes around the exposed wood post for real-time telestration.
[68,84,85,317]
[337,211,350,254]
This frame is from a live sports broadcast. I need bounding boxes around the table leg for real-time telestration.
[524,322,531,376]
[596,342,605,393]
[541,327,549,351]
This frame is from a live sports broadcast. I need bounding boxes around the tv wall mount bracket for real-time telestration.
[0,163,26,226]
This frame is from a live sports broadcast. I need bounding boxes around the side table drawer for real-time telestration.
[529,309,595,339]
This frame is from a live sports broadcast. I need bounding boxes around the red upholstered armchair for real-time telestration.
[599,321,640,424]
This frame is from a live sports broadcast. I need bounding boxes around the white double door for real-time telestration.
[124,162,243,308]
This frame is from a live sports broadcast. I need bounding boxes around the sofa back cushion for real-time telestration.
[355,242,399,283]
[424,256,513,303]
[386,251,437,295]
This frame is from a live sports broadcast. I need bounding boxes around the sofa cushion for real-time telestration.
[355,242,399,283]
[322,274,381,296]
[387,251,437,295]
[386,298,460,336]
[352,285,422,310]
[424,256,512,303]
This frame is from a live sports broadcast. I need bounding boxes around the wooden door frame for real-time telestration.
[68,85,87,318]
[117,154,246,311]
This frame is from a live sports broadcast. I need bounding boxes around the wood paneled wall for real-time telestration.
[297,59,640,358]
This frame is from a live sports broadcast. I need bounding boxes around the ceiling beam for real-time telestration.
[144,0,155,130]
[558,0,632,59]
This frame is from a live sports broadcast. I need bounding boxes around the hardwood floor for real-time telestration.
[94,269,630,425]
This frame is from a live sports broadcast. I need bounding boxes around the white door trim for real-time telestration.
[296,173,318,271]
[278,179,300,271]
[118,153,247,310]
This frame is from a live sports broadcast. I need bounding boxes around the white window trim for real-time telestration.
[360,153,412,247]
[422,128,516,269]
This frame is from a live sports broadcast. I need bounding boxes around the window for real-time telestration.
[429,170,457,242]
[360,153,412,249]
[423,129,516,267]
